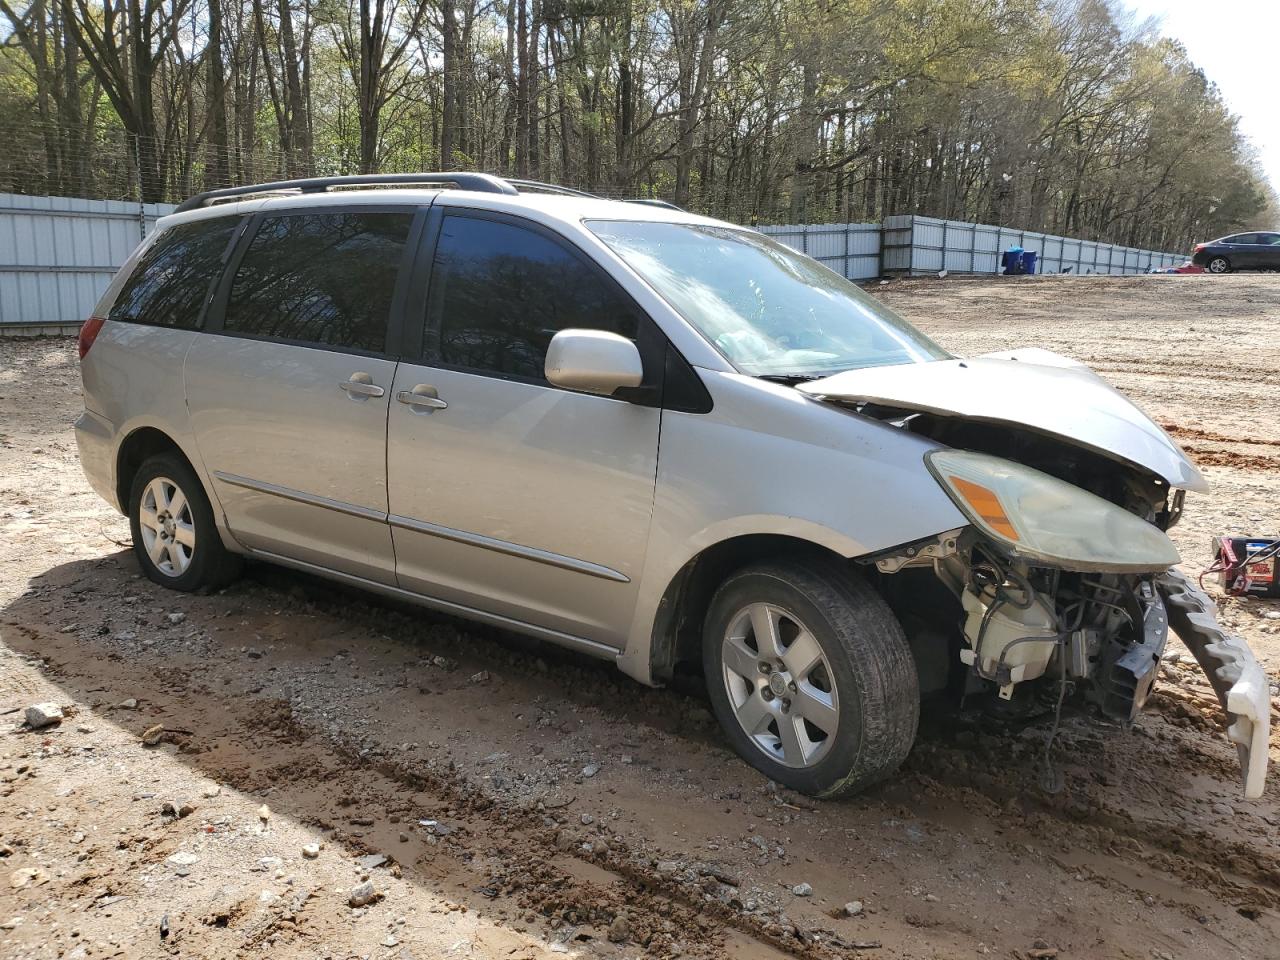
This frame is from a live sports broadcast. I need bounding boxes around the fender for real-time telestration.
[618,369,968,684]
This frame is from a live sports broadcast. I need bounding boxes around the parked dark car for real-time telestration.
[1191,231,1280,273]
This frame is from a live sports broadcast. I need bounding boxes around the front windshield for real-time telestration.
[588,220,950,377]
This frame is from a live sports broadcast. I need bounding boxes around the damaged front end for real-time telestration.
[874,526,1268,798]
[875,525,1177,725]
[803,351,1270,798]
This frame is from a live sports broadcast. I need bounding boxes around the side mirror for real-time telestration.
[545,329,643,396]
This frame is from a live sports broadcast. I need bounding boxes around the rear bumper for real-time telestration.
[1158,569,1271,799]
[74,409,119,512]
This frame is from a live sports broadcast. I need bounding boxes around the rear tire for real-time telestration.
[702,559,919,798]
[1206,256,1231,274]
[128,453,241,592]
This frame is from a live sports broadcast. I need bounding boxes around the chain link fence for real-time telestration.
[0,119,873,227]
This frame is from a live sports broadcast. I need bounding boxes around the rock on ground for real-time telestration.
[24,702,63,728]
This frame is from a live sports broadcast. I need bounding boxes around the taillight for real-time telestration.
[78,316,105,359]
[1193,243,1206,253]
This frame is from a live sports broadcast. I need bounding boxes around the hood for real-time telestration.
[798,347,1208,492]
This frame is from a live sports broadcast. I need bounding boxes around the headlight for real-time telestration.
[926,450,1180,572]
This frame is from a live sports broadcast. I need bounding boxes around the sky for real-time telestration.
[1121,1,1280,198]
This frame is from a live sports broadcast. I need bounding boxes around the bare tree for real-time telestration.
[331,0,429,172]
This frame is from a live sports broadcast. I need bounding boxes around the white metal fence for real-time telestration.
[882,214,1183,276]
[0,193,174,333]
[0,193,1190,334]
[757,222,882,280]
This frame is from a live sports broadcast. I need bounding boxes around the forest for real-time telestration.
[0,0,1274,249]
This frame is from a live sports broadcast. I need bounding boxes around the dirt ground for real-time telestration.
[1,272,1278,960]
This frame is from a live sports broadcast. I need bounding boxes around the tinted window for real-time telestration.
[426,215,638,380]
[1226,234,1259,244]
[109,217,238,329]
[224,212,413,352]
[1263,234,1280,246]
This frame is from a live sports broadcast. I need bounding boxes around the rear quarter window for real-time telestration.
[108,217,240,329]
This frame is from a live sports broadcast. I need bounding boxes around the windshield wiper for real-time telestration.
[756,373,823,385]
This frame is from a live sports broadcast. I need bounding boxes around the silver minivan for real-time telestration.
[75,174,1269,799]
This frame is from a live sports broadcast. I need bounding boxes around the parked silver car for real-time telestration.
[75,174,1269,798]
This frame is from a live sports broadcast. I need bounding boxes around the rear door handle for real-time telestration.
[397,386,448,411]
[340,374,385,399]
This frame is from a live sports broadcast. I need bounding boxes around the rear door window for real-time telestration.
[108,216,239,329]
[423,214,638,381]
[224,211,414,353]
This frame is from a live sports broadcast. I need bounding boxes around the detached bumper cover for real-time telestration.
[1158,569,1271,799]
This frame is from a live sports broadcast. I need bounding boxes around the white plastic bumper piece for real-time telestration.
[1158,569,1271,799]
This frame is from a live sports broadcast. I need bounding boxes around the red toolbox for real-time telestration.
[1213,536,1280,597]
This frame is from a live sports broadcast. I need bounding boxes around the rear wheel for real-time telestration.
[1206,256,1231,274]
[128,453,241,591]
[702,559,919,798]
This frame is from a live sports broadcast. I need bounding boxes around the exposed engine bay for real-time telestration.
[875,528,1170,721]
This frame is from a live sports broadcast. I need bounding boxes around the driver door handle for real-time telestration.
[397,387,448,410]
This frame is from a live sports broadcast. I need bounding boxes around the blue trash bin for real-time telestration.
[1002,247,1024,275]
[1021,251,1037,275]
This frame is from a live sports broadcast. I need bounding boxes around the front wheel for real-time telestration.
[1206,256,1231,274]
[128,453,242,591]
[703,559,919,798]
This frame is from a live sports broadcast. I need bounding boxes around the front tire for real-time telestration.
[1206,256,1231,274]
[702,559,919,798]
[128,453,241,591]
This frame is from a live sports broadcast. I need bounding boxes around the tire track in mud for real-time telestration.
[3,617,858,960]
[1161,425,1280,449]
[1092,359,1280,383]
[1147,424,1280,473]
[1183,449,1279,473]
[906,691,1280,913]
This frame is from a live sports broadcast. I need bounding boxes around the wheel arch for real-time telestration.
[114,426,198,512]
[112,424,239,552]
[638,533,857,686]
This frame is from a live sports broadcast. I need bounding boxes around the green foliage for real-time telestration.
[0,0,1269,245]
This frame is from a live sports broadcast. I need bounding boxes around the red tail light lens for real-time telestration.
[1193,243,1206,253]
[78,316,106,359]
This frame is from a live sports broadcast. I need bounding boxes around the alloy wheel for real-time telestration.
[137,476,196,577]
[720,602,839,768]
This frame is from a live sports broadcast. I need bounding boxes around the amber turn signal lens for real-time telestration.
[948,475,1020,542]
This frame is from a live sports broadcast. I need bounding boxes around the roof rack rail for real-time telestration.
[624,198,683,211]
[504,179,599,199]
[173,172,519,213]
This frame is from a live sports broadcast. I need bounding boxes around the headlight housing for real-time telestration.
[926,450,1180,572]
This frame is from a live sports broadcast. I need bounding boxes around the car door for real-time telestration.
[1229,233,1261,268]
[1260,233,1280,270]
[385,208,662,649]
[185,205,422,585]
